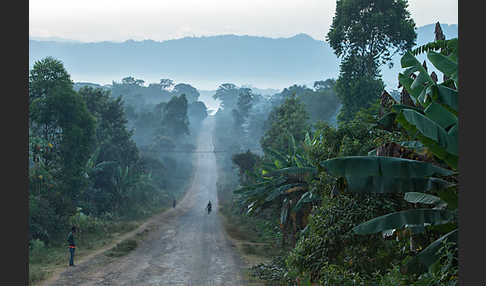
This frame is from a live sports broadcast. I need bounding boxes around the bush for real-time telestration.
[318,262,367,286]
[29,239,47,258]
[69,207,107,233]
[286,193,403,282]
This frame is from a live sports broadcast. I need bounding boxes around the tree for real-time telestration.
[327,0,416,124]
[159,78,174,90]
[320,36,458,278]
[260,95,310,155]
[335,57,385,123]
[121,76,144,87]
[326,0,417,69]
[313,79,335,91]
[188,101,208,126]
[78,86,142,215]
[171,83,199,103]
[29,57,73,103]
[158,94,190,139]
[232,88,255,129]
[213,83,240,111]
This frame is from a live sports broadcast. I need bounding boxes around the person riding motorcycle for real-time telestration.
[206,200,212,214]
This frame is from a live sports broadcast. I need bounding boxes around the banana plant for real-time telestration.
[234,134,319,246]
[83,146,117,179]
[318,37,459,272]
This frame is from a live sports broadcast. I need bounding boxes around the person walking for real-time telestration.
[67,226,77,266]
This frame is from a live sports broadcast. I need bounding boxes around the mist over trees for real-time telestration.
[28,59,208,248]
[28,1,458,283]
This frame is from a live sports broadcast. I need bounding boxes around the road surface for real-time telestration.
[49,116,246,286]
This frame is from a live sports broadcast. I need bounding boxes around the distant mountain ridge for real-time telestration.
[29,23,457,90]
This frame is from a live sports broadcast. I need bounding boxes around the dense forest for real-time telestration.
[28,59,210,282]
[28,1,458,285]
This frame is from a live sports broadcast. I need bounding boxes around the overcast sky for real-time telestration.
[29,0,458,43]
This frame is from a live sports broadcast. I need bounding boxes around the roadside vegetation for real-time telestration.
[28,58,205,284]
[215,1,458,285]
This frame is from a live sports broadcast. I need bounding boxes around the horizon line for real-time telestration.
[29,22,457,44]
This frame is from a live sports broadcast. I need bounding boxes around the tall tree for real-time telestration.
[213,83,240,111]
[29,58,96,216]
[326,0,416,123]
[171,83,199,104]
[158,94,190,139]
[260,95,310,153]
[326,0,416,70]
[29,57,73,104]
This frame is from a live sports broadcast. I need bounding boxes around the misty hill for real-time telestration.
[29,23,457,91]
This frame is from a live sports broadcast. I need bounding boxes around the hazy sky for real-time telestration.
[30,0,458,43]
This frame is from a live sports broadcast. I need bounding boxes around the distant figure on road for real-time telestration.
[67,226,76,266]
[206,200,212,214]
[173,198,176,208]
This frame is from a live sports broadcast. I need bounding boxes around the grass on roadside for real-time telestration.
[28,219,141,285]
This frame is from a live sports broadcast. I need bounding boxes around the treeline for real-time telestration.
[223,2,458,285]
[28,57,207,247]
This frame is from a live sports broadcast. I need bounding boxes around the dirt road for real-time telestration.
[49,116,247,285]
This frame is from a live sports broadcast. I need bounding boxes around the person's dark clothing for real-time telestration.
[69,247,75,266]
[67,231,76,266]
[67,231,75,247]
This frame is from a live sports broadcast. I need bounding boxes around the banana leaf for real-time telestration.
[436,85,458,112]
[345,176,452,194]
[376,111,397,131]
[367,148,377,156]
[404,192,444,205]
[352,209,455,235]
[270,166,317,177]
[234,180,272,194]
[320,156,455,179]
[427,51,458,83]
[401,51,422,68]
[401,109,457,156]
[391,104,424,114]
[416,229,458,267]
[395,111,458,169]
[293,191,319,212]
[264,147,289,166]
[265,183,306,202]
[448,123,458,136]
[424,102,457,130]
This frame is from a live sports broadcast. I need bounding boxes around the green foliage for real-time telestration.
[260,95,310,153]
[317,36,459,277]
[326,0,416,66]
[158,94,190,139]
[335,55,384,124]
[274,82,341,124]
[412,240,458,285]
[29,56,73,103]
[318,262,367,286]
[286,193,404,281]
[28,58,183,248]
[327,0,416,124]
